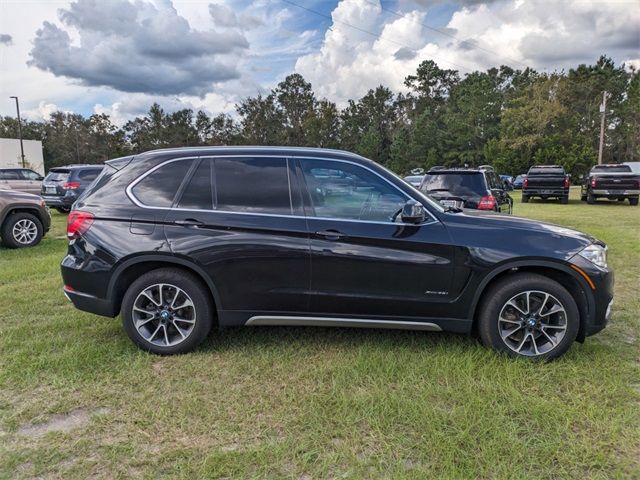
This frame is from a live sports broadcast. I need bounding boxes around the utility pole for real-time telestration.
[597,91,608,165]
[9,96,26,168]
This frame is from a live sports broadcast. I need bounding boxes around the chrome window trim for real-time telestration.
[126,154,438,225]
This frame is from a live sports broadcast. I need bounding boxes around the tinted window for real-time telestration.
[215,158,291,214]
[0,170,20,180]
[591,165,631,173]
[77,168,102,181]
[45,170,70,182]
[421,173,486,196]
[178,159,214,210]
[132,159,193,207]
[528,167,565,175]
[300,159,406,222]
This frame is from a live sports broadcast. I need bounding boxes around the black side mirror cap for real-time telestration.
[401,199,426,224]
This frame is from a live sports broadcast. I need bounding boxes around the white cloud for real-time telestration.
[295,0,640,104]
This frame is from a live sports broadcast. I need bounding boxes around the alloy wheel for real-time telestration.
[132,283,196,347]
[498,290,568,357]
[12,219,38,245]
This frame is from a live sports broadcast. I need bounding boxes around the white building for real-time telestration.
[0,138,45,175]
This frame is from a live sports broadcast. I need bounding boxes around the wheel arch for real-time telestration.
[1,205,46,227]
[106,254,222,322]
[469,260,594,342]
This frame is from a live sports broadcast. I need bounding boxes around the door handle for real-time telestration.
[174,218,204,227]
[315,229,345,241]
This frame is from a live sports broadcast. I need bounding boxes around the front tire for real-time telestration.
[478,273,579,360]
[122,268,214,355]
[1,212,43,248]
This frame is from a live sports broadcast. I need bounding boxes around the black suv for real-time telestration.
[62,147,613,360]
[41,165,104,213]
[419,166,513,213]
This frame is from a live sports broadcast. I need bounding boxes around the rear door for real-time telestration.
[297,157,456,320]
[163,156,311,318]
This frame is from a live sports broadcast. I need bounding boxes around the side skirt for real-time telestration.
[245,316,443,332]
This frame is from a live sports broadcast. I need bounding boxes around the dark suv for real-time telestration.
[419,166,513,213]
[62,147,613,360]
[41,165,104,213]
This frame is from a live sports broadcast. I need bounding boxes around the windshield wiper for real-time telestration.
[427,188,451,193]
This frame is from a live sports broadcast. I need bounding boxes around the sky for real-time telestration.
[0,0,638,124]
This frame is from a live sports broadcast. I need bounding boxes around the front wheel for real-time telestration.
[122,268,214,355]
[1,212,43,248]
[478,273,579,360]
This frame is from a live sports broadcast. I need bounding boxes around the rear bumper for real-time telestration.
[63,285,117,317]
[42,193,77,208]
[523,189,569,196]
[591,189,640,196]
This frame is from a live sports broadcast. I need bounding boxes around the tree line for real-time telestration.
[1,55,637,177]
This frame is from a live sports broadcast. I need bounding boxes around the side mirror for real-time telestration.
[401,199,426,224]
[37,176,44,181]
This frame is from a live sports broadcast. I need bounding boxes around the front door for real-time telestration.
[296,158,455,320]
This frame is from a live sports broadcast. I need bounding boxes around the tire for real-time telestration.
[121,268,214,355]
[587,193,595,204]
[580,194,586,202]
[477,273,579,360]
[629,197,639,206]
[521,195,529,203]
[1,212,43,249]
[560,196,568,205]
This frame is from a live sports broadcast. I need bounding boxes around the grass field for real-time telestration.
[1,187,639,479]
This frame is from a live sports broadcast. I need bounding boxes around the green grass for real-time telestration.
[0,187,638,479]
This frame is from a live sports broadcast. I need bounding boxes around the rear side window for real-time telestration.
[178,159,214,210]
[77,168,103,181]
[215,157,291,214]
[0,170,20,180]
[132,159,194,207]
[421,173,486,196]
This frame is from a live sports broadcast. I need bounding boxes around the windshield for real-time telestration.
[421,173,486,196]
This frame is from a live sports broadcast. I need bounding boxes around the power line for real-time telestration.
[362,0,531,71]
[280,0,477,74]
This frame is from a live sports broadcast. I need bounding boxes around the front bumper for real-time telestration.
[569,255,614,337]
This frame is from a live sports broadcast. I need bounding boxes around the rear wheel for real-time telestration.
[560,196,568,204]
[122,268,214,355]
[478,273,579,360]
[630,197,639,206]
[521,195,529,203]
[55,207,70,214]
[587,193,595,204]
[1,212,43,248]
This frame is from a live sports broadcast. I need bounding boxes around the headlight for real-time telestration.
[577,244,607,268]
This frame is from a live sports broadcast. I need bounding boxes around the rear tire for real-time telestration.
[630,197,639,206]
[560,196,568,204]
[587,193,595,204]
[1,212,43,249]
[122,268,214,355]
[580,194,586,201]
[478,273,579,360]
[521,195,529,203]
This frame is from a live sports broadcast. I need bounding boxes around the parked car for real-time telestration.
[581,164,640,205]
[0,188,51,248]
[41,165,104,213]
[403,175,424,188]
[499,175,514,190]
[60,147,613,360]
[522,165,570,204]
[419,166,513,214]
[512,174,526,189]
[0,168,44,195]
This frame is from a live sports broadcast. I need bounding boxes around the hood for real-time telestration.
[0,189,43,202]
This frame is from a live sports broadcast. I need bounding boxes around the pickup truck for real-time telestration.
[581,164,640,205]
[521,165,570,204]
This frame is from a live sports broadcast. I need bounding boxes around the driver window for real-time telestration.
[300,159,406,222]
[22,170,41,180]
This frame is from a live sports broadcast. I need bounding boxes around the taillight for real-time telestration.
[591,177,597,188]
[478,195,497,210]
[67,211,94,240]
[564,176,570,188]
[523,177,529,188]
[63,181,81,189]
